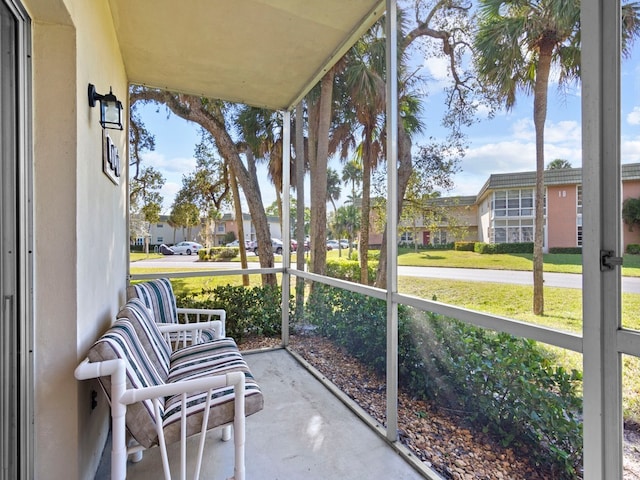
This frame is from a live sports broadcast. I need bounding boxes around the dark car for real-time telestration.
[159,244,175,255]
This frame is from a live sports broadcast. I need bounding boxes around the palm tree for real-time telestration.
[343,24,387,284]
[476,0,640,315]
[342,159,363,205]
[326,168,342,216]
[475,0,581,316]
[546,158,572,170]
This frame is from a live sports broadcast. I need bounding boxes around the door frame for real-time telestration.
[1,1,33,478]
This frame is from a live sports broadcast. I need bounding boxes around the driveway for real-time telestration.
[132,256,640,293]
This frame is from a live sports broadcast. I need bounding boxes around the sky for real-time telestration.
[137,43,640,216]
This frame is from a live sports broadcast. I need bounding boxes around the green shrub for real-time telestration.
[325,258,376,284]
[454,241,475,251]
[474,242,497,254]
[549,247,582,254]
[176,285,287,342]
[627,244,640,255]
[208,247,238,260]
[198,249,208,260]
[306,286,583,478]
[494,242,534,254]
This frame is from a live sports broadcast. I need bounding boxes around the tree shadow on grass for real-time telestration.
[419,253,446,260]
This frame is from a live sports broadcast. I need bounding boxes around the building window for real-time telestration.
[217,224,225,233]
[432,230,447,245]
[493,219,534,244]
[399,232,413,243]
[577,185,582,246]
[157,223,163,228]
[157,237,163,243]
[492,189,534,218]
[491,189,536,243]
[577,214,583,247]
[577,185,582,215]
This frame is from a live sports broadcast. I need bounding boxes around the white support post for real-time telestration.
[385,0,399,443]
[581,1,624,478]
[281,110,291,347]
[74,359,128,480]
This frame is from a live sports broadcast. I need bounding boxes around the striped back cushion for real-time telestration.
[117,298,171,381]
[127,278,178,324]
[87,319,165,448]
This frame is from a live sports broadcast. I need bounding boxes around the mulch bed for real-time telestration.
[239,333,640,479]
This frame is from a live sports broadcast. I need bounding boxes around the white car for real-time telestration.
[326,240,340,250]
[171,241,203,255]
[253,238,283,255]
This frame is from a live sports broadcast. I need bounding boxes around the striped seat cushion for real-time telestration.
[167,338,242,383]
[117,298,171,381]
[163,370,264,446]
[163,338,263,444]
[127,278,178,324]
[88,319,165,448]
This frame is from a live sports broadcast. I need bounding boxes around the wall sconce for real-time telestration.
[88,83,123,130]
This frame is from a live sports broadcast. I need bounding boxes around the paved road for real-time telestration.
[132,255,640,293]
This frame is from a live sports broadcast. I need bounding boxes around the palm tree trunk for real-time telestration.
[532,41,553,315]
[309,70,334,276]
[295,103,306,320]
[375,125,412,288]
[360,134,372,285]
[230,165,249,286]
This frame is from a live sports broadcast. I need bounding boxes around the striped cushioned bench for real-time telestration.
[77,297,263,480]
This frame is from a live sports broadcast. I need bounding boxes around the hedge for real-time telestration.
[454,241,475,251]
[305,285,583,479]
[549,247,582,255]
[325,258,377,284]
[175,284,287,342]
[198,247,238,261]
[627,244,640,255]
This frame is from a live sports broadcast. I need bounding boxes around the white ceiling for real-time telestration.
[109,0,385,110]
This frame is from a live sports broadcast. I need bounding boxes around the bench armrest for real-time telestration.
[176,307,226,337]
[158,320,224,346]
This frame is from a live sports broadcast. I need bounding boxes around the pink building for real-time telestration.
[412,163,640,252]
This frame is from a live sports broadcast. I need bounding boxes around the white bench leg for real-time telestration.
[222,425,232,441]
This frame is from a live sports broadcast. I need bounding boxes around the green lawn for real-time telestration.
[397,248,640,276]
[129,259,640,423]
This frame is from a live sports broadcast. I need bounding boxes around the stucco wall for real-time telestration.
[547,185,578,248]
[26,0,128,478]
[623,179,640,249]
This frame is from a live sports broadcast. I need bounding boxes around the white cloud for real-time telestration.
[627,107,640,126]
[159,182,180,214]
[141,151,196,175]
[622,139,640,163]
[451,115,583,195]
[423,56,451,90]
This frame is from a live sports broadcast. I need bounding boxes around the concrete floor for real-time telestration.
[98,349,426,480]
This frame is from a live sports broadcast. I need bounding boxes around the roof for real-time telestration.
[475,163,640,202]
[426,195,477,207]
[109,0,385,111]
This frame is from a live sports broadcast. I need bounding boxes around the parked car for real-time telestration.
[326,240,340,250]
[158,244,175,255]
[225,240,240,247]
[253,238,283,255]
[171,241,203,255]
[339,239,350,249]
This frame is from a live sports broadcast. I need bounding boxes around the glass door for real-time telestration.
[1,1,30,478]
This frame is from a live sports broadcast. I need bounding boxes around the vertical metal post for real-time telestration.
[385,0,399,443]
[581,1,623,478]
[281,110,291,347]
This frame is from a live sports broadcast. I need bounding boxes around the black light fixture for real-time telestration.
[88,83,123,130]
